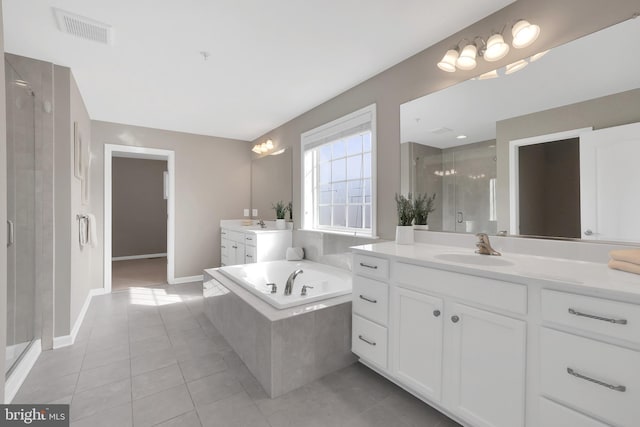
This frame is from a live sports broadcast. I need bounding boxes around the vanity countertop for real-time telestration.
[220,219,292,234]
[351,241,640,302]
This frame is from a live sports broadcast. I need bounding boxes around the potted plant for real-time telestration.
[272,200,288,229]
[414,193,436,230]
[395,193,415,244]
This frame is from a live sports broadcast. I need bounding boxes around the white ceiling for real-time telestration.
[3,0,515,141]
[401,17,640,148]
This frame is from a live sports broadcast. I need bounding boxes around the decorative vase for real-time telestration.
[395,225,414,244]
[276,219,286,230]
[414,224,429,230]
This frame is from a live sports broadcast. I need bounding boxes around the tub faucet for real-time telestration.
[475,233,501,256]
[284,269,303,295]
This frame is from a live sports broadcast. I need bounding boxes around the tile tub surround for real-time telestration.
[204,269,356,398]
[12,281,461,427]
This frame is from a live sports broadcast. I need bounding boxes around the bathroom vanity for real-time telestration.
[220,220,292,266]
[350,241,640,427]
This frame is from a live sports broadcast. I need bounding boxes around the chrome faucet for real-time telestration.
[284,269,303,295]
[257,218,266,229]
[475,233,501,256]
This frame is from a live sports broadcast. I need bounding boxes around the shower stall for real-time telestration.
[4,59,37,376]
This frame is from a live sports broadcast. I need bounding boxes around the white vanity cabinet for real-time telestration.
[220,225,291,266]
[353,251,526,427]
[352,241,640,427]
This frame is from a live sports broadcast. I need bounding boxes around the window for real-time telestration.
[302,104,376,237]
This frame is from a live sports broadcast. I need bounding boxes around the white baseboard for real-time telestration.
[170,275,204,285]
[5,339,42,403]
[112,252,167,261]
[53,288,107,349]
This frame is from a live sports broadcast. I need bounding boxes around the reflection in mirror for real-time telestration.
[400,17,640,243]
[251,148,292,221]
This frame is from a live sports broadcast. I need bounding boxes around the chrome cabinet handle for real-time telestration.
[232,245,238,249]
[456,211,463,224]
[7,220,14,247]
[221,245,226,249]
[359,262,378,270]
[359,295,377,304]
[451,315,460,323]
[246,237,253,241]
[584,229,593,236]
[567,368,626,392]
[358,335,376,346]
[246,254,253,258]
[433,310,441,317]
[568,308,627,325]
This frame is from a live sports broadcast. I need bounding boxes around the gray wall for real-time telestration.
[250,0,639,242]
[496,88,640,233]
[251,149,292,220]
[112,157,167,257]
[0,0,8,400]
[90,121,251,283]
[68,72,94,335]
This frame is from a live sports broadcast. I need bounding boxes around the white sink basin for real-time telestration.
[434,253,514,267]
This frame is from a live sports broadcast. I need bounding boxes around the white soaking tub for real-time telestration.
[218,259,352,309]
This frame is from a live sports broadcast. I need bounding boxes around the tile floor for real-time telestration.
[112,257,168,291]
[14,282,461,427]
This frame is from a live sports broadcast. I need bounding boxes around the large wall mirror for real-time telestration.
[251,148,293,220]
[400,18,640,244]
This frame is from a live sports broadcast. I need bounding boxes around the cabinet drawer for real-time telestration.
[352,314,388,369]
[244,233,257,246]
[226,230,245,243]
[353,276,388,326]
[540,328,640,427]
[394,262,527,315]
[541,289,640,345]
[539,398,609,427]
[244,245,256,263]
[353,254,389,280]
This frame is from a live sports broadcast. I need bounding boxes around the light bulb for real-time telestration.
[456,44,477,71]
[512,20,540,48]
[530,49,550,62]
[437,49,459,72]
[484,34,510,62]
[505,59,529,75]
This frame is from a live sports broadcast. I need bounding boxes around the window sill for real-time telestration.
[296,228,380,240]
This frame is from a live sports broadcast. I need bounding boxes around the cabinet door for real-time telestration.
[232,242,245,265]
[220,237,230,266]
[447,303,526,427]
[391,287,444,402]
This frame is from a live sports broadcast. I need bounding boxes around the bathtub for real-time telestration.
[218,259,352,309]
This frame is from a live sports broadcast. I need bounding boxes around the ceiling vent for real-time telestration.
[53,8,112,45]
[429,127,453,135]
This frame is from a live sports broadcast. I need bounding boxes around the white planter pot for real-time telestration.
[414,224,429,230]
[276,219,286,230]
[396,225,414,245]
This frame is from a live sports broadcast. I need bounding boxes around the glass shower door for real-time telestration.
[5,60,36,375]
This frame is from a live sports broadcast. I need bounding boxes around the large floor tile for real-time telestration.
[129,334,172,359]
[75,359,131,393]
[178,351,227,382]
[13,372,78,404]
[130,346,177,376]
[132,363,184,400]
[70,402,132,427]
[197,391,269,427]
[81,343,130,370]
[70,378,132,421]
[132,383,194,427]
[187,370,244,407]
[155,410,202,427]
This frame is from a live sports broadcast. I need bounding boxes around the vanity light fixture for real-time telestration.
[511,20,540,48]
[437,19,541,73]
[505,59,529,75]
[252,138,275,154]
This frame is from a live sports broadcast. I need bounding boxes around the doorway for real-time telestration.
[104,145,175,293]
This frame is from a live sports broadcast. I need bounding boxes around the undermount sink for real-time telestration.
[434,253,514,267]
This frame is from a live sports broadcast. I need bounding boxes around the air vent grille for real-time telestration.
[429,127,453,135]
[53,8,112,45]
